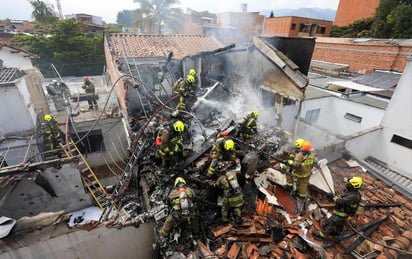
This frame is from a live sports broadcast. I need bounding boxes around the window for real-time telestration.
[317,26,326,34]
[72,129,105,154]
[299,23,311,32]
[391,135,412,149]
[305,109,320,123]
[344,112,362,123]
[291,23,296,30]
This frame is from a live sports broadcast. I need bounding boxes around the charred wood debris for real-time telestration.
[100,87,411,259]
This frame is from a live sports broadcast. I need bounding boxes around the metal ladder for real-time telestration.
[60,140,110,210]
[100,139,147,221]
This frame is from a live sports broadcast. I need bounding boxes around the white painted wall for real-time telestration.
[301,97,384,136]
[347,56,412,178]
[0,85,35,136]
[0,46,33,69]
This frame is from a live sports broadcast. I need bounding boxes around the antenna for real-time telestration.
[56,0,64,19]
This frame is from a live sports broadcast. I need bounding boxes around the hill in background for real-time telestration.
[260,8,336,21]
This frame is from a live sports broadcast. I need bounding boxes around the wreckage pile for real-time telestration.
[91,77,411,259]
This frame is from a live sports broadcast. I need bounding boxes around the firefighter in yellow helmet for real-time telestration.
[173,75,195,111]
[157,120,186,169]
[160,177,200,237]
[235,111,258,141]
[207,137,237,177]
[41,114,64,156]
[288,140,315,199]
[82,76,98,111]
[283,138,305,192]
[315,177,363,239]
[215,170,244,224]
[189,68,196,77]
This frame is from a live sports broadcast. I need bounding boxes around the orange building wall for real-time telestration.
[263,17,293,37]
[312,38,412,73]
[264,17,332,37]
[334,0,380,26]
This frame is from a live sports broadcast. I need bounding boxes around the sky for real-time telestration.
[1,0,340,24]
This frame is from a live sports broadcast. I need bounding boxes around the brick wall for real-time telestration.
[312,38,412,73]
[334,0,379,26]
[264,16,332,37]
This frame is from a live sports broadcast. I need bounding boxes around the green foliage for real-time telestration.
[330,18,373,37]
[9,19,105,77]
[371,0,412,38]
[29,0,58,24]
[332,0,411,38]
[117,9,140,27]
[133,0,184,34]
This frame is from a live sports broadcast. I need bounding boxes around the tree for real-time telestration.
[371,0,412,38]
[10,19,105,77]
[29,0,58,25]
[117,9,140,27]
[269,11,274,18]
[132,0,184,34]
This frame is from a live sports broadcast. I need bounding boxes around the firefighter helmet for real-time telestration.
[300,141,312,152]
[174,177,186,187]
[189,69,196,76]
[173,120,185,132]
[186,75,195,84]
[224,139,235,151]
[44,114,53,122]
[348,176,363,189]
[294,138,305,149]
[252,111,259,118]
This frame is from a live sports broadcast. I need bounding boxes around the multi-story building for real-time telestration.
[334,0,380,26]
[263,16,333,37]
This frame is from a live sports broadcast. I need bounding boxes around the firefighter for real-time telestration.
[283,138,305,192]
[215,170,244,224]
[288,140,315,199]
[41,114,64,156]
[157,120,186,169]
[316,176,363,239]
[160,177,199,237]
[173,75,195,111]
[235,111,258,141]
[207,137,237,177]
[82,76,98,111]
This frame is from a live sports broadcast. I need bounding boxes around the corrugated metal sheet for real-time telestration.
[353,71,401,89]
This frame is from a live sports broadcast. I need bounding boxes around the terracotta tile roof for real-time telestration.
[108,33,224,59]
[310,159,412,258]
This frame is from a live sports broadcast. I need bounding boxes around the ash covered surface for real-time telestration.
[99,79,411,259]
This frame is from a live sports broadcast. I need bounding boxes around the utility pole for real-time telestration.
[56,0,64,20]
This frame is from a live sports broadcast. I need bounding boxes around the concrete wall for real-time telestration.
[0,164,92,219]
[334,0,379,26]
[347,56,412,178]
[296,118,345,162]
[0,222,155,259]
[301,96,384,136]
[312,38,412,73]
[0,84,35,136]
[70,117,129,167]
[0,46,33,69]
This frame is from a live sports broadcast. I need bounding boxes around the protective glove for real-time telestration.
[325,193,334,201]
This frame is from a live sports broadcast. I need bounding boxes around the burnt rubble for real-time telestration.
[99,83,412,259]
